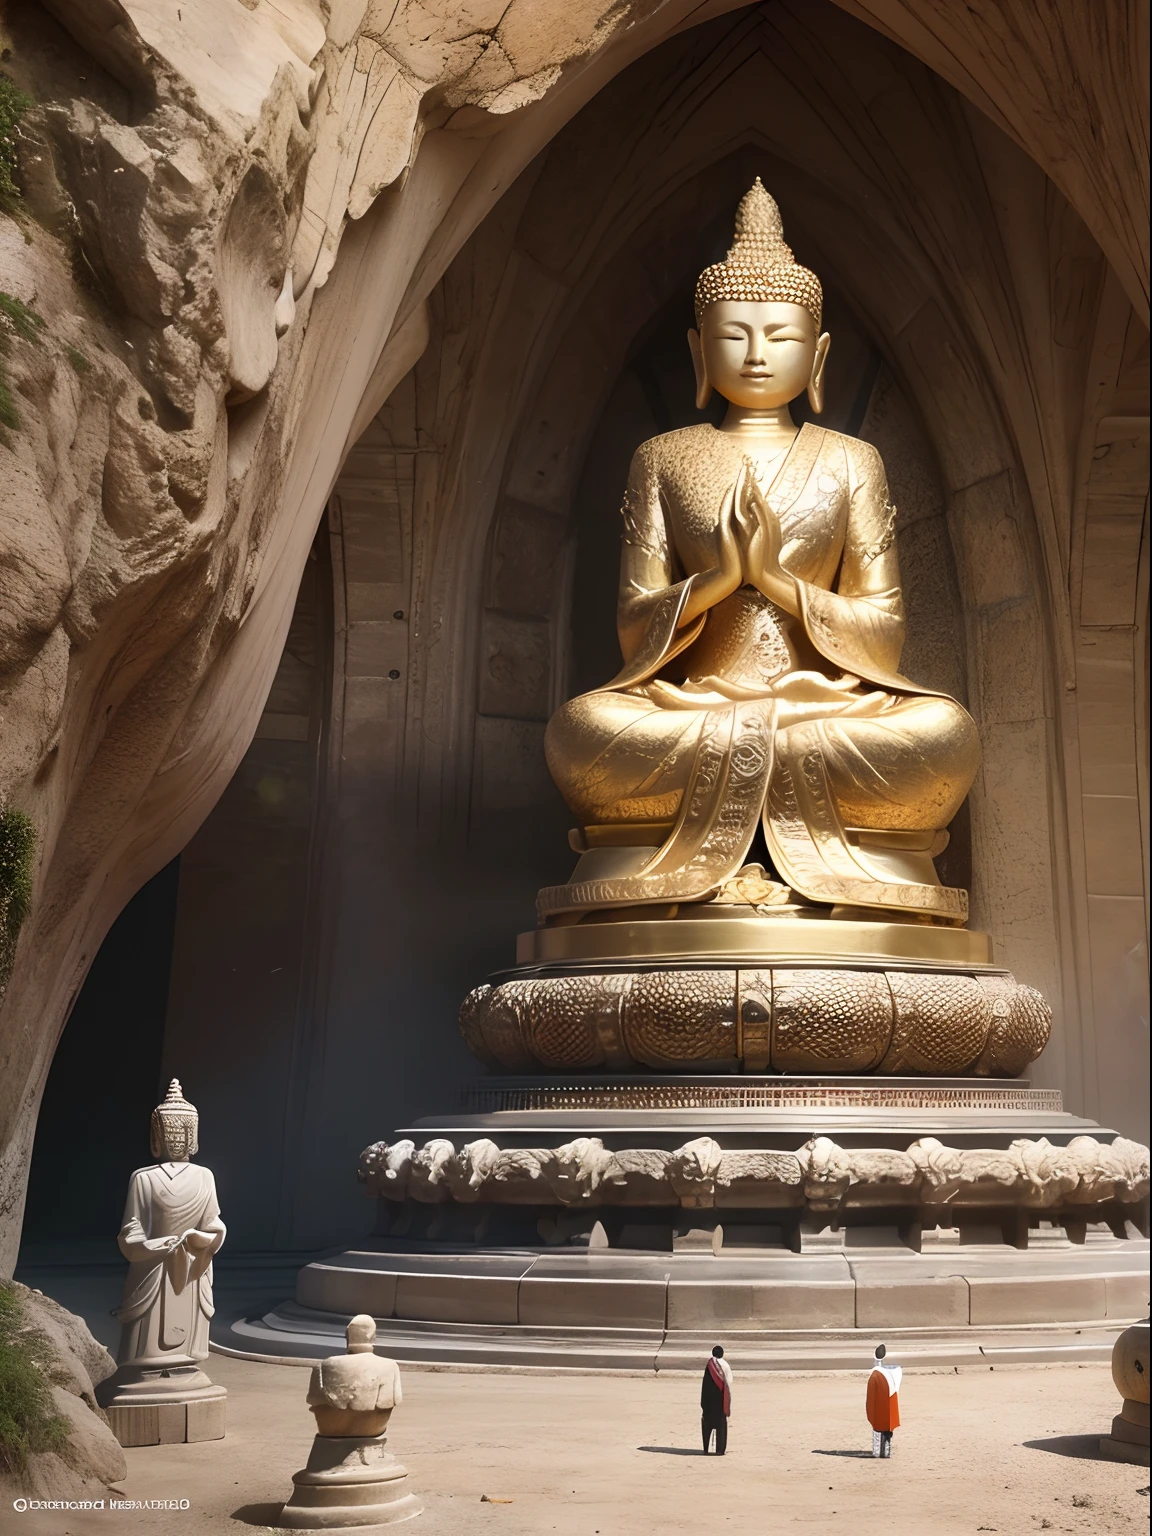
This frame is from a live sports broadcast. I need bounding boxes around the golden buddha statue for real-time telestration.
[460,180,1049,1080]
[542,180,980,925]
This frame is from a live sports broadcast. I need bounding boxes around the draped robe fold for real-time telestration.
[113,1161,225,1368]
[543,422,979,919]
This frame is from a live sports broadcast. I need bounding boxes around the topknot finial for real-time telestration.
[694,179,822,328]
[728,178,793,267]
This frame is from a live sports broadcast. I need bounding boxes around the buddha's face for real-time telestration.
[150,1113,197,1161]
[689,300,830,411]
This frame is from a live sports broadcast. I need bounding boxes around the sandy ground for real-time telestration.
[6,1355,1148,1536]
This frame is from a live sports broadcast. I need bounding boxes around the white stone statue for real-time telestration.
[279,1315,422,1529]
[97,1080,227,1446]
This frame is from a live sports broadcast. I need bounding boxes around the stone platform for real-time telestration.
[213,1076,1149,1370]
[215,1243,1149,1370]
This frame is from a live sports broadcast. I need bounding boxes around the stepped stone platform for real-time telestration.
[213,1076,1149,1371]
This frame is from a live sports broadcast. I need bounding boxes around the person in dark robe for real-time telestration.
[700,1344,733,1454]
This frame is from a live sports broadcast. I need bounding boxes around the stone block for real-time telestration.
[107,1404,159,1448]
[472,716,554,811]
[487,500,568,618]
[1082,794,1145,896]
[854,1276,969,1329]
[1105,1271,1151,1318]
[394,1273,519,1325]
[517,1277,667,1329]
[1076,699,1140,797]
[967,1273,1107,1325]
[157,1403,189,1444]
[297,1263,399,1318]
[339,494,405,583]
[666,1280,854,1331]
[1080,493,1145,625]
[345,621,408,679]
[185,1396,226,1442]
[477,611,552,721]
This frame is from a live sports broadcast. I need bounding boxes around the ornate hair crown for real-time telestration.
[694,179,822,329]
[151,1078,198,1156]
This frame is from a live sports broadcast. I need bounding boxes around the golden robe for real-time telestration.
[544,422,979,919]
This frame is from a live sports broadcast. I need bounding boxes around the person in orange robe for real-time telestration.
[867,1343,901,1457]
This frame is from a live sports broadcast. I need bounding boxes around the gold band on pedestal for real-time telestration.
[517,917,993,968]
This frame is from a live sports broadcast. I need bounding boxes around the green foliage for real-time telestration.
[0,808,35,992]
[64,345,90,374]
[0,1284,70,1476]
[0,74,30,217]
[0,293,44,343]
[0,292,44,443]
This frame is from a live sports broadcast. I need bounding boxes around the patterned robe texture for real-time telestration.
[545,422,979,918]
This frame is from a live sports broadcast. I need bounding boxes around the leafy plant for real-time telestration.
[0,74,30,217]
[0,1284,70,1475]
[0,292,44,442]
[0,807,35,993]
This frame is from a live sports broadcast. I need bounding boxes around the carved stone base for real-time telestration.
[460,963,1051,1075]
[279,1434,422,1529]
[97,1365,226,1447]
[220,1077,1147,1371]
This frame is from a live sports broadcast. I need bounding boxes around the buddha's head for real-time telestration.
[689,180,830,414]
[150,1078,199,1161]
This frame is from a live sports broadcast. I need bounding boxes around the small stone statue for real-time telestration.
[1099,1317,1149,1464]
[279,1315,422,1529]
[96,1079,227,1446]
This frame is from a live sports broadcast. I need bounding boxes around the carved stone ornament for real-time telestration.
[359,1133,1149,1214]
[459,967,1051,1075]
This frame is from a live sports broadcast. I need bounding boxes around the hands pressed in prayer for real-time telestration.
[679,467,800,627]
[736,467,800,616]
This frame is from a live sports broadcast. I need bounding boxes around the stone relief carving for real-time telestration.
[358,1134,1150,1214]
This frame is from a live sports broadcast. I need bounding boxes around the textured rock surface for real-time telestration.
[0,1281,126,1498]
[0,0,1147,1275]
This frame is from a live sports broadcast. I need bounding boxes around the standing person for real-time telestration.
[866,1343,902,1457]
[701,1345,733,1454]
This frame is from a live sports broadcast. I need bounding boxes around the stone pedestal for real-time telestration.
[214,1074,1149,1370]
[461,919,1049,1077]
[223,917,1147,1370]
[279,1434,422,1529]
[97,1364,226,1447]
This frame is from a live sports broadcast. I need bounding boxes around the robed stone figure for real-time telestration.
[97,1079,227,1445]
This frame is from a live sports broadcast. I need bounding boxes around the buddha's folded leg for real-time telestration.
[774,694,979,831]
[544,690,706,826]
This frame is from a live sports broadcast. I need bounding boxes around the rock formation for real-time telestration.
[0,1280,127,1500]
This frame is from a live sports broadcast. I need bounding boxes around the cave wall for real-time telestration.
[0,0,1147,1268]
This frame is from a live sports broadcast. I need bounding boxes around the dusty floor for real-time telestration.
[9,1355,1148,1536]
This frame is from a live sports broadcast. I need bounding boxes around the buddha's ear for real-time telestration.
[688,328,712,409]
[807,332,831,415]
